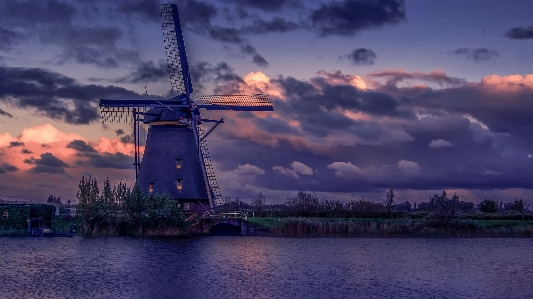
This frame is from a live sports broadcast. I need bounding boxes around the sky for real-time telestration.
[1,0,533,204]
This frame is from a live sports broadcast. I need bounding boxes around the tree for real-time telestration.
[396,201,412,212]
[479,198,498,213]
[76,176,100,232]
[385,188,395,218]
[251,192,266,217]
[285,190,320,217]
[427,191,459,228]
[512,199,525,213]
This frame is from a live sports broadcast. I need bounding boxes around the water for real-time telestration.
[1,237,532,299]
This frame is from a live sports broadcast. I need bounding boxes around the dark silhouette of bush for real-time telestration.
[479,198,498,213]
[512,199,525,213]
[426,191,459,228]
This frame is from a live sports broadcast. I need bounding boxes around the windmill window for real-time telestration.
[183,203,190,210]
[176,159,182,170]
[176,179,183,191]
[149,183,154,193]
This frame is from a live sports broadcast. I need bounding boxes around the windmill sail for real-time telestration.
[197,94,274,111]
[161,4,192,97]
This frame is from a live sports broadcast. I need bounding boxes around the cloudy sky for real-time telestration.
[1,0,533,204]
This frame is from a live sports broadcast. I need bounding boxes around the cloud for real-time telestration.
[66,140,97,153]
[343,48,377,65]
[451,47,499,63]
[504,26,533,40]
[0,1,139,68]
[0,66,142,124]
[367,69,466,87]
[115,129,125,136]
[428,139,453,148]
[327,162,364,178]
[241,17,300,34]
[76,152,134,169]
[21,149,33,154]
[118,0,160,23]
[309,0,406,36]
[397,159,421,174]
[64,138,134,170]
[272,161,313,179]
[0,108,13,118]
[0,163,18,173]
[8,141,24,148]
[0,27,24,51]
[252,54,269,67]
[234,164,266,175]
[291,161,313,175]
[25,152,69,174]
[224,0,301,11]
[113,60,168,84]
[272,166,300,179]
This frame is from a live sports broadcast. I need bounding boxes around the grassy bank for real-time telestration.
[247,217,533,237]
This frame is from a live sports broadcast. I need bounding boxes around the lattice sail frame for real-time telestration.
[196,94,273,109]
[161,4,187,95]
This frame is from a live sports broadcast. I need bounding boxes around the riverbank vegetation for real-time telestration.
[76,176,187,237]
[223,190,533,237]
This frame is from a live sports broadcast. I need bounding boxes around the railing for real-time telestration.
[197,126,223,207]
[205,211,247,220]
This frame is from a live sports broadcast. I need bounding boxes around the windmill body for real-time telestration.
[99,4,273,214]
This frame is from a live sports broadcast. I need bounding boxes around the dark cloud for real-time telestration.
[0,108,13,118]
[344,48,377,65]
[0,1,139,68]
[367,70,466,87]
[0,163,18,173]
[0,27,24,51]
[239,44,269,68]
[66,140,97,153]
[118,0,160,22]
[25,153,69,174]
[451,47,499,63]
[8,141,24,148]
[252,54,269,67]
[115,129,125,136]
[66,139,134,169]
[224,0,301,11]
[21,149,33,154]
[241,17,300,34]
[75,152,134,169]
[310,0,406,36]
[190,61,244,92]
[113,60,168,84]
[504,26,533,40]
[120,135,134,144]
[0,66,143,124]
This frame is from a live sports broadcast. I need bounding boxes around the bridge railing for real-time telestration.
[204,211,247,220]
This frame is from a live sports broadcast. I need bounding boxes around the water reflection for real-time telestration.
[1,237,532,299]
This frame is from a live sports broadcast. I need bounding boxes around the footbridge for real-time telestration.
[198,211,269,235]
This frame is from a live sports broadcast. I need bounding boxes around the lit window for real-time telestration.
[176,179,183,190]
[183,203,190,210]
[149,183,154,193]
[176,159,182,170]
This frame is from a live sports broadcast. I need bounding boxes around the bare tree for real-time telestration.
[385,188,395,218]
[251,192,266,217]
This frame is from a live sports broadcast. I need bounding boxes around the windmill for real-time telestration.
[99,4,273,214]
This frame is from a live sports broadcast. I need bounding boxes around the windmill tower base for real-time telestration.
[137,124,211,214]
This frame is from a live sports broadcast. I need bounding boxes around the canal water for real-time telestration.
[1,237,532,299]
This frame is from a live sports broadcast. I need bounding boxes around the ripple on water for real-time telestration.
[1,237,532,299]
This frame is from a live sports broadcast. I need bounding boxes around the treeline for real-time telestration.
[218,190,533,221]
[76,176,186,236]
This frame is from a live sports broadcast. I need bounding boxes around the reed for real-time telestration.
[268,218,533,238]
